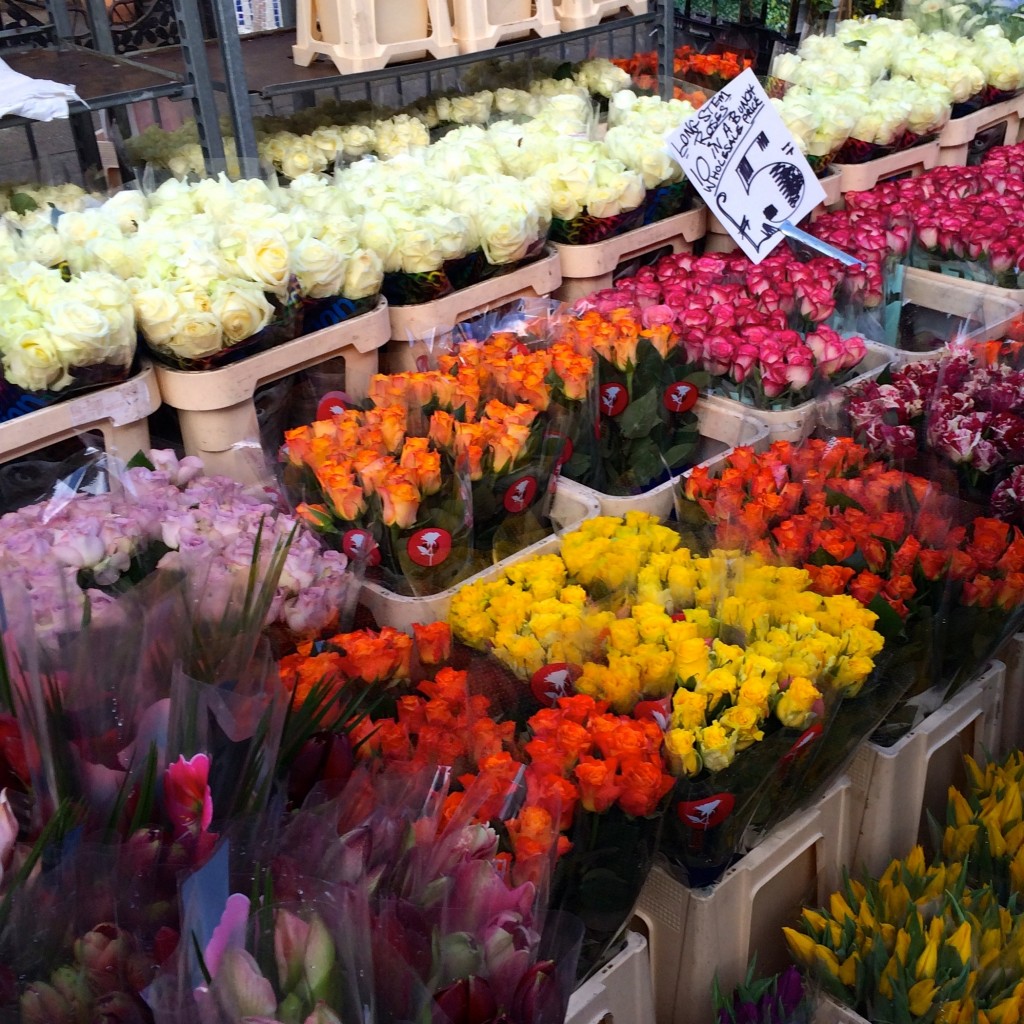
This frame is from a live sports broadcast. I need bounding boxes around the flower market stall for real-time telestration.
[6,3,1024,1024]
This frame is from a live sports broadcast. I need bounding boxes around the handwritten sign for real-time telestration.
[666,68,825,264]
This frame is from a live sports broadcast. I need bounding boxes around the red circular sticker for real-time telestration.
[781,722,823,766]
[664,381,699,414]
[671,611,688,622]
[634,696,672,730]
[530,663,581,706]
[504,475,538,514]
[342,529,381,567]
[508,342,530,358]
[317,391,350,420]
[677,792,735,830]
[407,528,452,568]
[599,383,629,418]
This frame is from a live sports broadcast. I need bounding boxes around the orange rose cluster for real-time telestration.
[685,437,1024,620]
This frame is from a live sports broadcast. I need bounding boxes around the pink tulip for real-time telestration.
[164,752,213,838]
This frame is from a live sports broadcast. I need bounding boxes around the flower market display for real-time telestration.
[13,19,1024,1024]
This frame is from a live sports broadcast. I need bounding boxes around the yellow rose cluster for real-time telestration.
[450,513,885,777]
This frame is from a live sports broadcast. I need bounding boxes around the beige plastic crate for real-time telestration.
[937,93,1024,167]
[835,140,941,194]
[892,267,1024,363]
[292,0,457,74]
[634,775,855,1024]
[384,248,562,368]
[0,364,160,464]
[565,931,656,1024]
[554,207,707,305]
[359,479,599,633]
[153,301,390,484]
[698,342,894,444]
[994,634,1024,757]
[553,0,648,30]
[449,0,559,53]
[903,264,1024,314]
[562,398,769,518]
[846,660,1005,878]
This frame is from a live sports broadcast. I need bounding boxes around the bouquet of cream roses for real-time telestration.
[0,261,136,417]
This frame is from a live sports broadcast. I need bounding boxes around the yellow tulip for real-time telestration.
[908,978,938,1017]
[895,928,912,965]
[915,936,940,980]
[814,944,841,980]
[999,785,1023,829]
[947,922,974,967]
[904,846,926,878]
[838,953,859,987]
[948,788,974,828]
[944,824,980,863]
[783,928,818,968]
[985,993,1022,1024]
[801,908,829,936]
[830,891,857,924]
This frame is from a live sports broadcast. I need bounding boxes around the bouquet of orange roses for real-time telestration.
[558,308,709,496]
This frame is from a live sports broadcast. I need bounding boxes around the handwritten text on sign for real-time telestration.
[666,68,825,263]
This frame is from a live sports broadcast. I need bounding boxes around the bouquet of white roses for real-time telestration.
[0,261,135,416]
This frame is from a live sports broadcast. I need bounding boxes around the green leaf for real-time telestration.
[617,387,661,440]
[867,594,906,640]
[126,450,156,471]
[9,193,38,215]
[553,61,574,80]
[679,369,712,390]
[824,488,865,512]
[661,442,698,472]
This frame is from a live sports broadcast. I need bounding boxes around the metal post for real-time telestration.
[169,0,226,167]
[661,0,675,101]
[207,0,260,172]
[47,0,76,45]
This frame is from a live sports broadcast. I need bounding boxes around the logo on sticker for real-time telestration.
[317,391,350,420]
[634,696,672,731]
[781,722,823,765]
[677,792,735,830]
[504,476,538,514]
[342,529,381,567]
[407,528,452,568]
[664,381,698,414]
[599,383,629,417]
[530,663,581,706]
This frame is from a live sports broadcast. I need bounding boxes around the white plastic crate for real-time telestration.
[153,301,391,484]
[358,479,599,633]
[846,660,1006,878]
[994,634,1024,757]
[292,0,458,74]
[565,931,656,1024]
[635,775,855,1024]
[448,0,559,53]
[553,0,647,30]
[383,248,562,368]
[937,93,1024,167]
[835,140,941,195]
[0,365,160,465]
[554,207,707,305]
[561,397,769,519]
[698,342,894,444]
[812,994,869,1023]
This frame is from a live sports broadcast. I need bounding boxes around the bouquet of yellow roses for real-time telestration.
[450,512,888,884]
